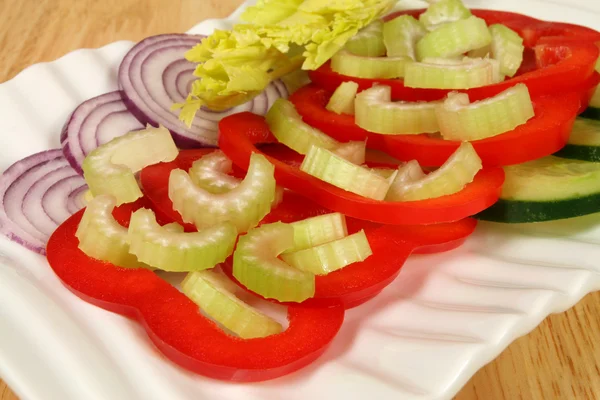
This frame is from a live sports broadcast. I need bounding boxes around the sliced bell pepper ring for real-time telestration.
[217,112,505,225]
[46,200,345,382]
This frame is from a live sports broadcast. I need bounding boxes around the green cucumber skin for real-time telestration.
[581,107,600,121]
[476,193,600,223]
[554,144,600,162]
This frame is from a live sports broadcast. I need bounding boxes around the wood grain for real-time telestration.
[1,0,599,399]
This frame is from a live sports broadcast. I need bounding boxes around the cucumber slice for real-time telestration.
[233,222,315,302]
[436,83,534,141]
[128,208,237,272]
[386,142,482,201]
[404,57,498,89]
[331,50,411,79]
[82,125,178,205]
[416,16,492,60]
[344,20,386,57]
[477,156,600,222]
[281,230,372,275]
[355,85,439,134]
[189,151,240,194]
[169,152,277,233]
[285,212,348,253]
[554,117,600,162]
[581,85,600,120]
[75,194,145,269]
[419,0,472,31]
[326,81,359,115]
[182,270,283,339]
[383,15,427,60]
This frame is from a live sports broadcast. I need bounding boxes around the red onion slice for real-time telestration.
[119,33,289,148]
[61,91,144,174]
[0,150,87,254]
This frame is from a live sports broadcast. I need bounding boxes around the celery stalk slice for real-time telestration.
[344,20,387,57]
[82,125,178,205]
[385,160,426,200]
[436,83,534,141]
[387,142,482,201]
[326,81,360,115]
[281,230,372,275]
[416,16,492,60]
[182,270,283,339]
[300,146,392,200]
[332,141,367,165]
[419,0,472,31]
[189,151,241,194]
[284,212,348,253]
[404,57,497,89]
[383,15,427,60]
[355,85,440,134]
[169,152,277,233]
[75,194,146,269]
[233,222,315,302]
[127,208,237,272]
[489,24,524,78]
[331,50,411,79]
[369,167,398,178]
[266,98,339,155]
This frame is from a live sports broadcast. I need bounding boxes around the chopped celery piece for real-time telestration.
[416,16,491,60]
[75,195,145,269]
[182,270,283,339]
[331,50,410,79]
[355,85,439,134]
[468,45,491,58]
[332,140,367,165]
[369,167,398,178]
[82,125,178,205]
[281,69,312,94]
[404,57,497,89]
[233,222,315,302]
[266,98,339,154]
[300,146,392,200]
[127,208,237,272]
[169,152,277,233]
[419,0,472,31]
[387,142,482,201]
[344,20,386,57]
[489,24,524,77]
[385,160,426,200]
[189,151,241,194]
[383,15,426,60]
[281,230,372,275]
[284,212,348,253]
[436,83,534,141]
[326,81,360,115]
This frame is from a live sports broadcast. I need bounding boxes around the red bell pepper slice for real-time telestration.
[46,201,345,382]
[289,84,585,167]
[217,112,504,225]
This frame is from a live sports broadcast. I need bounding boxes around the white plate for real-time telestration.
[1,1,599,399]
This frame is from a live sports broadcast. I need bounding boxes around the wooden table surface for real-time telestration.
[1,0,600,399]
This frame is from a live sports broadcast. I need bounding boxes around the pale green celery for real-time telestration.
[385,160,426,200]
[332,140,367,165]
[383,15,426,60]
[182,270,283,339]
[127,208,237,272]
[468,45,491,58]
[345,20,386,57]
[416,16,491,60]
[300,146,392,200]
[284,212,348,253]
[331,50,411,79]
[189,151,241,194]
[386,142,482,201]
[326,81,360,115]
[169,152,276,233]
[233,222,315,302]
[82,125,178,205]
[76,194,146,269]
[266,98,339,154]
[355,85,440,134]
[404,57,497,89]
[369,167,398,178]
[419,0,472,31]
[489,24,524,77]
[281,230,372,275]
[436,83,534,141]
